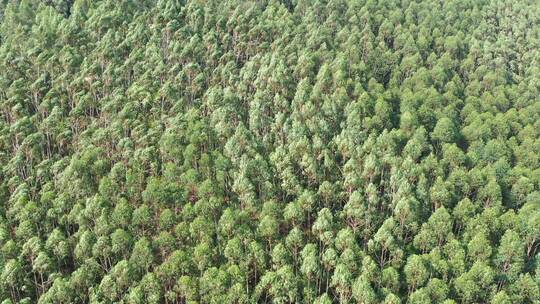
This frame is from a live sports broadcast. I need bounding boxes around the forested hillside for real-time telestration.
[0,0,539,303]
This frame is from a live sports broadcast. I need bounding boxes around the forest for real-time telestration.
[0,0,539,303]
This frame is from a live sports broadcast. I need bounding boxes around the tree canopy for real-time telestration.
[0,0,539,303]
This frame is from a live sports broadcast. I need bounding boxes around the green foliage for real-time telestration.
[0,0,539,303]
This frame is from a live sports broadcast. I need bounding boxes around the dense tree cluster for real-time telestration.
[0,0,540,303]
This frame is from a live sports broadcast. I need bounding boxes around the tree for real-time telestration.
[312,208,335,248]
[129,237,154,277]
[491,290,512,304]
[199,267,229,304]
[408,288,431,304]
[331,263,353,303]
[404,255,429,293]
[381,266,400,294]
[300,243,320,301]
[352,275,377,304]
[38,277,74,304]
[313,293,332,304]
[467,231,492,262]
[413,207,453,252]
[454,261,495,303]
[431,117,457,144]
[131,204,153,236]
[257,265,298,304]
[496,230,525,286]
